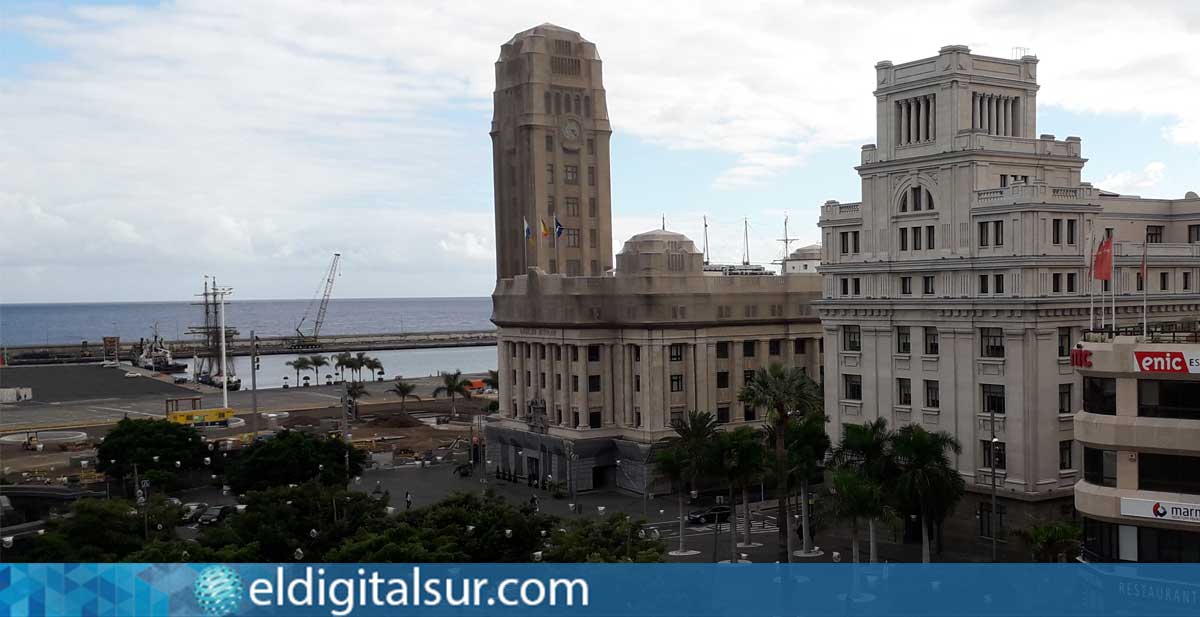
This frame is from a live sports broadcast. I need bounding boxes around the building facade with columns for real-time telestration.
[818,45,1200,558]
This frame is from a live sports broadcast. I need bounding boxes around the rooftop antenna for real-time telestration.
[1012,46,1032,59]
[742,218,750,266]
[777,214,796,260]
[661,214,666,231]
[703,216,710,265]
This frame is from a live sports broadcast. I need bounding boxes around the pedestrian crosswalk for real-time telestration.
[655,515,778,538]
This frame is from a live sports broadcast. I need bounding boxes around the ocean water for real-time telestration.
[0,297,494,346]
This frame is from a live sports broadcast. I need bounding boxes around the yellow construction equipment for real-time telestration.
[164,396,234,427]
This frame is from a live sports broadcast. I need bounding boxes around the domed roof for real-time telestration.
[616,229,702,275]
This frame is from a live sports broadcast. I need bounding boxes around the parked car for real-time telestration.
[182,502,208,523]
[686,505,733,525]
[165,497,182,507]
[197,505,230,526]
[123,372,140,378]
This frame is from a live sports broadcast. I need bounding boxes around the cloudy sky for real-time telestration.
[3,0,1200,303]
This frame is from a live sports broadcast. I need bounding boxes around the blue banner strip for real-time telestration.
[2,563,1200,617]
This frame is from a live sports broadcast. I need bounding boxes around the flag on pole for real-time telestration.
[1092,236,1114,281]
[540,219,550,239]
[524,217,531,242]
[1141,240,1149,337]
[554,216,564,237]
[1140,240,1148,284]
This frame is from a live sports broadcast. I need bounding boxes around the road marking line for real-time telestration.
[89,406,159,417]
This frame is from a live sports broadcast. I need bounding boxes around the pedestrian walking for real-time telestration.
[405,491,413,510]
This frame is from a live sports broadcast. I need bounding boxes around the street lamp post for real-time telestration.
[990,409,999,563]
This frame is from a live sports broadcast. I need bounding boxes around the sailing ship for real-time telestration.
[134,325,187,373]
[187,278,242,391]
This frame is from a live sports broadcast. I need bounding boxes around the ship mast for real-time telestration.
[703,216,710,265]
[742,218,750,266]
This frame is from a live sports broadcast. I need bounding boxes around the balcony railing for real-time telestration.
[1083,323,1200,344]
[819,201,863,221]
[974,184,1099,206]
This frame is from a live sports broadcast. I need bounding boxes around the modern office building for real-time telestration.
[817,45,1200,557]
[487,26,825,495]
[1074,332,1200,562]
[491,23,613,279]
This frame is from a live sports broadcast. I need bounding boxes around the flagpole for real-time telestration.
[1088,221,1095,331]
[1142,241,1149,338]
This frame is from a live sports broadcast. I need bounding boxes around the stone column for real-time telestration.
[621,344,634,426]
[901,100,910,144]
[1011,98,1020,136]
[684,342,698,413]
[604,343,618,426]
[929,93,936,140]
[498,339,511,417]
[575,345,588,428]
[704,340,718,414]
[516,342,527,417]
[917,96,925,142]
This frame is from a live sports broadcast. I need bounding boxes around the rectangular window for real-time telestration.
[587,166,595,186]
[571,375,579,392]
[571,346,579,362]
[1067,219,1077,245]
[1136,272,1144,292]
[852,278,861,295]
[1067,273,1077,293]
[588,197,596,218]
[1190,224,1200,243]
[852,231,860,253]
[840,278,849,295]
[896,326,911,354]
[547,196,556,216]
[716,371,730,389]
[1058,383,1073,414]
[556,373,562,389]
[843,374,863,400]
[1053,218,1063,244]
[539,372,546,388]
[587,345,600,362]
[994,220,1004,246]
[565,197,579,216]
[978,502,1007,540]
[994,274,1004,294]
[565,228,580,247]
[1083,447,1117,487]
[843,326,862,352]
[545,135,554,151]
[670,374,683,392]
[899,227,908,251]
[1186,272,1192,290]
[1059,441,1073,470]
[982,384,1006,415]
[901,276,912,295]
[794,339,807,355]
[1161,271,1170,291]
[981,327,1004,358]
[1138,379,1200,420]
[1146,225,1164,243]
[716,342,730,359]
[588,375,601,392]
[589,228,597,249]
[912,226,923,250]
[564,165,578,185]
[1084,377,1116,415]
[634,374,641,392]
[743,341,757,357]
[982,440,1007,470]
[924,327,939,355]
[978,221,990,247]
[669,344,684,362]
[897,378,912,405]
[1053,272,1062,293]
[840,232,850,255]
[769,339,782,356]
[922,276,935,295]
[587,138,595,154]
[1057,327,1072,357]
[926,225,935,249]
[743,370,756,387]
[546,163,554,183]
[744,404,756,422]
[979,274,989,294]
[924,380,940,408]
[1139,453,1200,494]
[716,406,730,423]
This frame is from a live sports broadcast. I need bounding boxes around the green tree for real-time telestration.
[483,369,499,391]
[287,356,312,386]
[830,418,895,562]
[389,380,421,413]
[892,424,965,563]
[1015,519,1082,562]
[716,426,768,558]
[780,411,830,557]
[654,446,690,556]
[544,513,666,563]
[346,381,370,418]
[96,418,208,483]
[333,352,353,381]
[432,370,472,418]
[308,355,329,385]
[225,430,366,493]
[656,410,719,556]
[738,363,821,562]
[826,469,887,563]
[353,352,370,381]
[17,497,179,562]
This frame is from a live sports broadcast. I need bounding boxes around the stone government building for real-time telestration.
[486,24,824,495]
[818,45,1200,557]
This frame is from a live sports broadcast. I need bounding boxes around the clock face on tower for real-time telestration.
[561,118,581,142]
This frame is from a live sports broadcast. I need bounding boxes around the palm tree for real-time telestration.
[483,369,499,391]
[891,424,965,563]
[353,352,370,381]
[657,410,719,556]
[308,355,328,385]
[389,380,420,413]
[782,411,830,557]
[831,418,895,562]
[826,469,886,563]
[432,370,472,418]
[286,357,311,387]
[1015,520,1081,562]
[362,357,382,382]
[333,352,353,382]
[739,363,821,562]
[716,426,768,562]
[346,381,369,419]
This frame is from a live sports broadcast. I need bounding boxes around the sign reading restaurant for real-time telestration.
[1121,497,1200,524]
[1132,350,1200,374]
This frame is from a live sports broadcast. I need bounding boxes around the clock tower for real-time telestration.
[491,24,613,279]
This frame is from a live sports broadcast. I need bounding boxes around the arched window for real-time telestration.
[899,192,908,213]
[584,96,592,117]
[544,92,551,114]
[899,186,935,213]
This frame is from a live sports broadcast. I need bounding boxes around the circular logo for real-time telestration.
[194,565,243,617]
[1153,502,1168,518]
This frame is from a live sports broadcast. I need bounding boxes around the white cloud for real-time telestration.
[440,231,494,261]
[4,0,1200,300]
[1099,161,1167,195]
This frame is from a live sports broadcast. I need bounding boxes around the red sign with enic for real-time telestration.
[1133,351,1200,374]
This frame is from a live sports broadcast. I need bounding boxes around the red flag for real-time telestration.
[1093,236,1113,281]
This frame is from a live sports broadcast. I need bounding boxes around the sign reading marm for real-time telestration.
[1121,497,1200,524]
[1132,351,1200,374]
